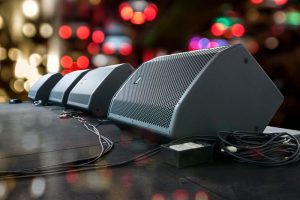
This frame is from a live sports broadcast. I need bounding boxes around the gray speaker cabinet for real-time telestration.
[108,44,284,139]
[67,63,134,117]
[28,73,62,105]
[49,69,90,106]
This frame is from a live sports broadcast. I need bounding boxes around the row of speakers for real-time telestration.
[28,44,284,139]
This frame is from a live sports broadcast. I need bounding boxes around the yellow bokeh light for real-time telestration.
[0,47,7,60]
[22,0,40,19]
[29,53,42,66]
[8,48,21,61]
[89,0,102,5]
[0,88,9,103]
[22,23,37,38]
[12,79,25,93]
[39,23,53,38]
[0,16,4,30]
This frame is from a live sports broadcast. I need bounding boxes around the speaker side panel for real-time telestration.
[108,46,229,137]
[170,44,284,138]
[28,73,62,104]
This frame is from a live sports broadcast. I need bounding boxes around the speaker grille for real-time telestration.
[49,91,63,101]
[68,93,90,107]
[110,46,229,129]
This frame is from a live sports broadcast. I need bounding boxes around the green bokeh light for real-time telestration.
[286,12,300,26]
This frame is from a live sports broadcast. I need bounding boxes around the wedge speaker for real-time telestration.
[28,73,62,105]
[108,44,284,139]
[67,63,134,117]
[49,69,90,105]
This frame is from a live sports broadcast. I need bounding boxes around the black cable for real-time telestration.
[218,131,300,166]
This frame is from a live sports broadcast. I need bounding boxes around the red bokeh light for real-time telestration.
[58,25,72,39]
[65,170,78,185]
[231,23,245,37]
[119,3,134,21]
[77,56,90,69]
[76,25,90,40]
[143,51,155,62]
[102,42,116,55]
[119,43,132,56]
[92,30,105,44]
[87,42,100,55]
[274,0,288,5]
[211,23,226,36]
[60,56,73,68]
[131,12,146,25]
[144,3,158,21]
[250,0,264,4]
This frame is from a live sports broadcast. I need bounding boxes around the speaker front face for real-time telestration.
[109,47,228,136]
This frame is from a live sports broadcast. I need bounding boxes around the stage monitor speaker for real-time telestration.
[49,69,90,105]
[108,44,284,139]
[28,73,62,105]
[67,63,134,117]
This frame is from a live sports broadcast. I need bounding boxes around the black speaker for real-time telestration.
[28,73,62,105]
[108,44,284,139]
[49,69,90,105]
[67,63,134,117]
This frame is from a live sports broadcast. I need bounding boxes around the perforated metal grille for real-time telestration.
[110,46,229,128]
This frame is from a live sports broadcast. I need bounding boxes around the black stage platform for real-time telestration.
[0,102,300,200]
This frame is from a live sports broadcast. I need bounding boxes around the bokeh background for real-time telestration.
[0,0,299,129]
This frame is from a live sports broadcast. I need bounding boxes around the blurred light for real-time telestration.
[41,0,57,19]
[199,38,210,49]
[273,11,286,24]
[131,12,146,25]
[39,23,53,38]
[151,193,165,200]
[231,24,245,37]
[92,54,109,67]
[143,51,155,62]
[246,8,260,22]
[211,23,226,36]
[0,47,7,61]
[60,56,73,69]
[90,0,101,5]
[216,17,232,27]
[209,41,219,48]
[172,189,189,200]
[286,11,300,26]
[274,0,288,6]
[30,177,46,198]
[76,25,90,40]
[102,42,116,55]
[0,16,4,30]
[92,30,105,44]
[15,56,29,78]
[0,181,7,198]
[22,23,37,38]
[119,3,134,21]
[188,36,201,51]
[265,37,279,49]
[87,43,100,55]
[144,3,158,21]
[29,53,42,66]
[13,79,25,93]
[214,39,229,46]
[77,56,89,69]
[47,54,60,72]
[195,191,209,200]
[22,0,40,19]
[66,170,78,184]
[8,48,21,61]
[58,25,72,39]
[0,89,8,103]
[250,0,264,4]
[119,43,132,56]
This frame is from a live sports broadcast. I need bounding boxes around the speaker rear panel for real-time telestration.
[110,46,228,129]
